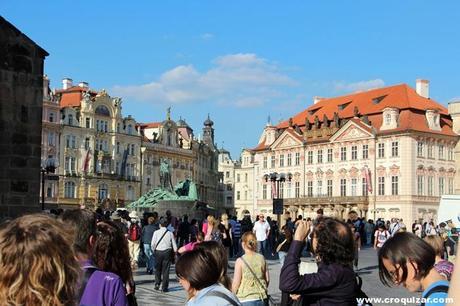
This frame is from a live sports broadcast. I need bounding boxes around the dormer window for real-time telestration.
[380,107,399,131]
[338,102,352,111]
[426,109,441,131]
[68,114,73,126]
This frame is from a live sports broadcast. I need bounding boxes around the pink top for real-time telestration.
[184,241,199,252]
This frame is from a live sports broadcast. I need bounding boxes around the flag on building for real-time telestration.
[82,149,91,173]
[363,166,373,193]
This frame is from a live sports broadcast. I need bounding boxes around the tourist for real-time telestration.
[151,218,177,292]
[61,209,128,305]
[176,248,241,305]
[364,219,375,246]
[240,211,254,234]
[378,232,449,304]
[232,232,269,305]
[127,211,141,269]
[388,218,401,236]
[205,215,222,242]
[253,213,270,257]
[0,214,80,306]
[374,223,390,250]
[195,241,233,290]
[276,225,293,266]
[230,215,242,257]
[178,214,191,247]
[142,216,158,274]
[220,213,233,257]
[424,235,455,281]
[413,220,423,238]
[93,221,137,304]
[349,223,361,270]
[279,217,357,305]
[111,211,128,237]
[178,231,205,254]
[165,210,178,236]
[426,221,438,236]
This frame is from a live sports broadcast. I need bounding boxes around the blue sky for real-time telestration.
[2,1,460,158]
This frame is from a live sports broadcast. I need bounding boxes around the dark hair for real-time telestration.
[194,241,232,289]
[176,248,220,290]
[316,209,323,215]
[92,221,133,285]
[312,217,354,266]
[378,232,435,287]
[61,209,97,254]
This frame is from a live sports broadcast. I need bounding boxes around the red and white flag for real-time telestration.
[83,149,91,173]
[271,180,277,199]
[363,166,373,193]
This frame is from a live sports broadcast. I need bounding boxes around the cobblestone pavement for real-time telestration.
[133,247,418,306]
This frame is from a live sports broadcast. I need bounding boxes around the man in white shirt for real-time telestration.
[253,214,270,257]
[151,219,177,292]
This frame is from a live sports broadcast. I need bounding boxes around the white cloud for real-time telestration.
[200,33,214,40]
[334,79,385,93]
[112,53,296,108]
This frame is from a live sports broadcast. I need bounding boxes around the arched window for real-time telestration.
[49,112,55,123]
[95,105,110,117]
[98,184,108,201]
[127,185,134,201]
[64,181,76,198]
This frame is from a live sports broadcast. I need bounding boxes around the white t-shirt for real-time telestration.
[253,220,270,241]
[374,230,389,248]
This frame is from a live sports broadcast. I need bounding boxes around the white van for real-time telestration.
[438,195,460,228]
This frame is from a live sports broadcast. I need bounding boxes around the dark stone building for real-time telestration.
[0,16,49,217]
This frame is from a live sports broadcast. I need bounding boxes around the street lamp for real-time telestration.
[41,157,57,211]
[264,172,292,225]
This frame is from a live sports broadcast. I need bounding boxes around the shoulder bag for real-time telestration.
[240,257,279,306]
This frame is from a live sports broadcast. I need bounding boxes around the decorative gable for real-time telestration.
[330,120,374,143]
[270,129,303,150]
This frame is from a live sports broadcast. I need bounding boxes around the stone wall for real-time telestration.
[0,17,48,218]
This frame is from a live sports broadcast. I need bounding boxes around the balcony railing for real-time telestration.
[283,195,369,206]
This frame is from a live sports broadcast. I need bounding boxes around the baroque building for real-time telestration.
[236,80,458,223]
[0,17,49,217]
[55,79,142,209]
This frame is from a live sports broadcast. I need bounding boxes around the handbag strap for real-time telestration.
[154,229,168,251]
[204,291,240,306]
[241,256,267,295]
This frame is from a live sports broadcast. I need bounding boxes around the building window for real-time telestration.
[244,190,248,200]
[362,144,368,159]
[351,146,357,160]
[295,182,300,198]
[417,142,424,157]
[117,123,120,133]
[428,176,434,196]
[127,124,133,135]
[130,144,135,155]
[340,179,346,196]
[327,148,333,162]
[84,138,90,150]
[385,113,391,125]
[127,185,135,201]
[98,184,108,201]
[85,117,90,128]
[351,178,357,196]
[286,182,291,198]
[307,151,313,164]
[237,174,240,183]
[327,180,333,197]
[427,144,433,158]
[46,183,53,198]
[49,112,55,123]
[438,145,444,160]
[263,156,267,169]
[439,177,445,195]
[378,143,385,158]
[279,182,284,198]
[287,153,292,166]
[47,131,55,146]
[280,154,285,167]
[295,152,300,165]
[68,114,73,126]
[378,177,385,195]
[271,155,275,168]
[391,176,399,195]
[245,173,248,182]
[316,180,322,196]
[417,176,424,195]
[225,171,230,178]
[340,147,347,161]
[64,181,76,198]
[116,142,120,154]
[317,150,323,164]
[448,147,454,161]
[391,141,399,157]
[307,181,313,197]
[448,178,454,194]
[362,177,368,196]
[237,191,240,200]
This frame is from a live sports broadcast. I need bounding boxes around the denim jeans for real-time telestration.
[257,240,268,257]
[278,251,287,266]
[241,299,265,306]
[143,243,154,271]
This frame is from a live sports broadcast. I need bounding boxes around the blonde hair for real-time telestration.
[207,215,218,228]
[221,213,229,229]
[242,232,257,252]
[0,214,81,306]
[424,235,444,257]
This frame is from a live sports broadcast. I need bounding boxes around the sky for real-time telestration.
[2,1,460,159]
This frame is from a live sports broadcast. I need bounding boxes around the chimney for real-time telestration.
[62,78,73,90]
[416,79,429,98]
[78,81,89,89]
[313,96,324,104]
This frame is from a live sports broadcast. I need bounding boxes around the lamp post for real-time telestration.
[41,157,57,211]
[264,172,292,226]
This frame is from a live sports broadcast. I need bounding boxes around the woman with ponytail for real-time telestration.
[232,232,269,306]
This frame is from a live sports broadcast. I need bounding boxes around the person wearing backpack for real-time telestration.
[378,232,449,306]
[128,211,142,270]
[374,224,390,250]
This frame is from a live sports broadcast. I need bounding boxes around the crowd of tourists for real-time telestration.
[0,207,458,306]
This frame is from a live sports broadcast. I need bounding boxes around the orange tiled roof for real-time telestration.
[57,86,97,108]
[278,83,454,136]
[138,122,161,129]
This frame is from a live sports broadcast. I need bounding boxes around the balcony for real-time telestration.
[283,195,369,208]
